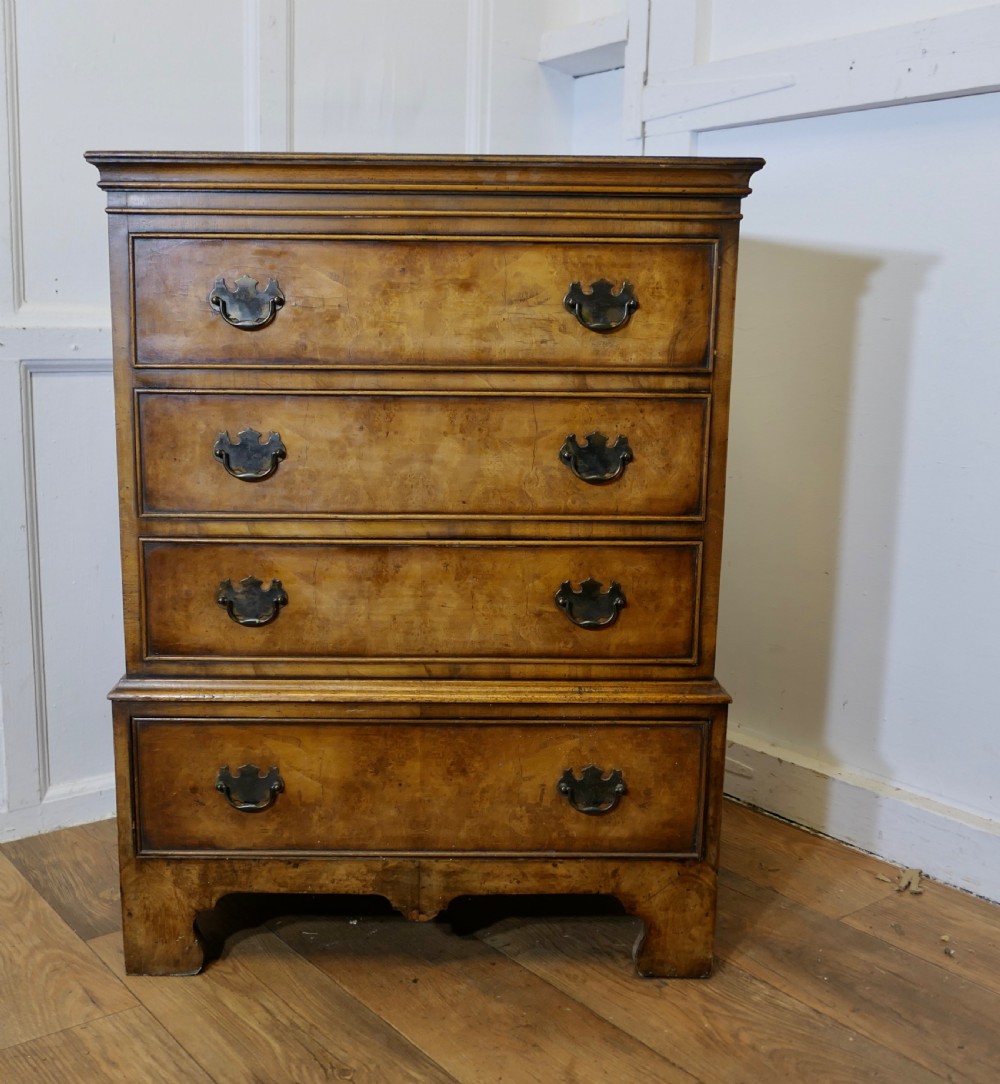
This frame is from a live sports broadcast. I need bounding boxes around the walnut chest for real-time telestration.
[88,153,763,977]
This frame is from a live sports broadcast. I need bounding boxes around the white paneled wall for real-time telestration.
[15,3,247,313]
[4,0,998,906]
[708,0,998,59]
[613,0,1000,899]
[293,0,472,152]
[27,364,120,796]
[0,0,577,841]
[0,0,247,839]
[699,93,1000,898]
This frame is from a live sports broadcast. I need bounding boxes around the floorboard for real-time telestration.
[0,1008,214,1084]
[2,818,120,940]
[89,927,458,1084]
[719,801,902,919]
[480,913,944,1083]
[2,799,996,1084]
[0,853,134,1051]
[274,913,699,1083]
[718,868,1000,1082]
[842,878,1000,997]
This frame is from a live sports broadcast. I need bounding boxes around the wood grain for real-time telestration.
[132,236,716,370]
[480,914,946,1083]
[93,152,757,980]
[137,389,710,520]
[2,805,999,1083]
[132,717,708,856]
[140,539,701,667]
[718,868,1000,1081]
[843,877,1000,995]
[274,913,700,1083]
[90,929,457,1083]
[1,819,120,939]
[0,854,134,1050]
[720,800,900,919]
[0,1007,213,1084]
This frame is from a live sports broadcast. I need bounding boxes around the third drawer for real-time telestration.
[140,539,702,664]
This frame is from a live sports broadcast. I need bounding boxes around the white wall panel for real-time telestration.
[482,1,573,153]
[27,364,120,794]
[709,0,998,61]
[698,90,1000,827]
[682,91,1000,896]
[0,356,31,816]
[292,0,470,152]
[0,356,118,839]
[15,0,247,309]
[571,68,633,154]
[577,0,1000,894]
[291,0,575,155]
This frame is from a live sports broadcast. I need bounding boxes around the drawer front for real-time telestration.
[137,391,710,521]
[141,540,701,664]
[132,236,716,370]
[133,718,709,856]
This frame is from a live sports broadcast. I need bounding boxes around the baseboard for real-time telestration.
[724,732,1000,903]
[0,772,116,843]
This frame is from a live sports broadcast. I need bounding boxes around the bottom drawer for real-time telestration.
[133,717,709,857]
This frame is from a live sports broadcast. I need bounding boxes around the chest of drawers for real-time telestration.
[89,153,762,977]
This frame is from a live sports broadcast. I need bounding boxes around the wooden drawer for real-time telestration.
[140,539,701,665]
[136,390,710,521]
[133,717,709,856]
[132,236,717,370]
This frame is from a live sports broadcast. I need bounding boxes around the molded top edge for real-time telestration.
[85,150,764,167]
[85,151,765,197]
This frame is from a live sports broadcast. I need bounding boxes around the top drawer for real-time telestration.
[132,236,718,370]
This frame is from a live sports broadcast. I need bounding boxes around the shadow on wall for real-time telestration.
[717,238,935,848]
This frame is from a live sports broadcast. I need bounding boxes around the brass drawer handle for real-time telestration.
[216,764,284,812]
[563,279,638,333]
[209,274,284,329]
[214,427,286,481]
[559,432,633,484]
[558,765,627,815]
[554,577,626,629]
[217,576,287,626]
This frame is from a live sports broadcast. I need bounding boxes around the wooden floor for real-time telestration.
[1,802,998,1083]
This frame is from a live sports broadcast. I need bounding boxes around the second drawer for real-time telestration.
[136,390,710,522]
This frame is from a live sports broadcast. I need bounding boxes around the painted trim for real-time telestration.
[0,324,111,358]
[19,360,49,799]
[642,4,1000,133]
[243,0,294,152]
[0,0,24,313]
[0,774,115,843]
[0,358,114,824]
[0,302,111,330]
[538,13,628,77]
[465,0,492,153]
[243,0,261,151]
[725,732,1000,903]
[622,0,649,142]
[0,356,37,813]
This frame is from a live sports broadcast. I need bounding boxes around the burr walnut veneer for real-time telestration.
[89,152,762,977]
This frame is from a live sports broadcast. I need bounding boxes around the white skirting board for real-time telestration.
[0,774,116,844]
[725,733,1000,904]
